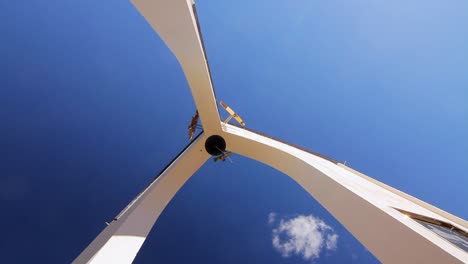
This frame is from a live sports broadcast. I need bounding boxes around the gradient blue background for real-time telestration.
[1,0,467,263]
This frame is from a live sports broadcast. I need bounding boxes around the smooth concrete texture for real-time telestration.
[73,0,467,263]
[131,0,221,134]
[74,125,467,263]
[73,134,210,264]
[338,164,467,230]
[222,123,467,263]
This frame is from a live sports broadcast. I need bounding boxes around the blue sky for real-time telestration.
[1,0,467,263]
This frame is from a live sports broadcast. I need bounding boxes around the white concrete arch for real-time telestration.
[73,126,467,263]
[72,133,210,264]
[72,1,467,263]
[130,0,221,134]
[222,124,467,264]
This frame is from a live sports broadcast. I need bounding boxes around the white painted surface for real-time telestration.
[75,124,467,263]
[73,134,210,264]
[131,0,221,134]
[222,123,467,263]
[74,0,467,263]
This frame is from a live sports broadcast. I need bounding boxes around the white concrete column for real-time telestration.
[222,124,467,263]
[73,134,210,264]
[74,124,467,263]
[131,0,221,134]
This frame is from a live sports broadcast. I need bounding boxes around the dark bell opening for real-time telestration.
[205,135,226,156]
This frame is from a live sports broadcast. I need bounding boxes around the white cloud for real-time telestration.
[269,213,338,261]
[326,233,338,250]
[268,212,277,224]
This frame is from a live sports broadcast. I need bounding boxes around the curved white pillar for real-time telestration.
[74,126,467,263]
[131,0,221,134]
[73,134,210,264]
[73,0,467,263]
[222,124,467,263]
